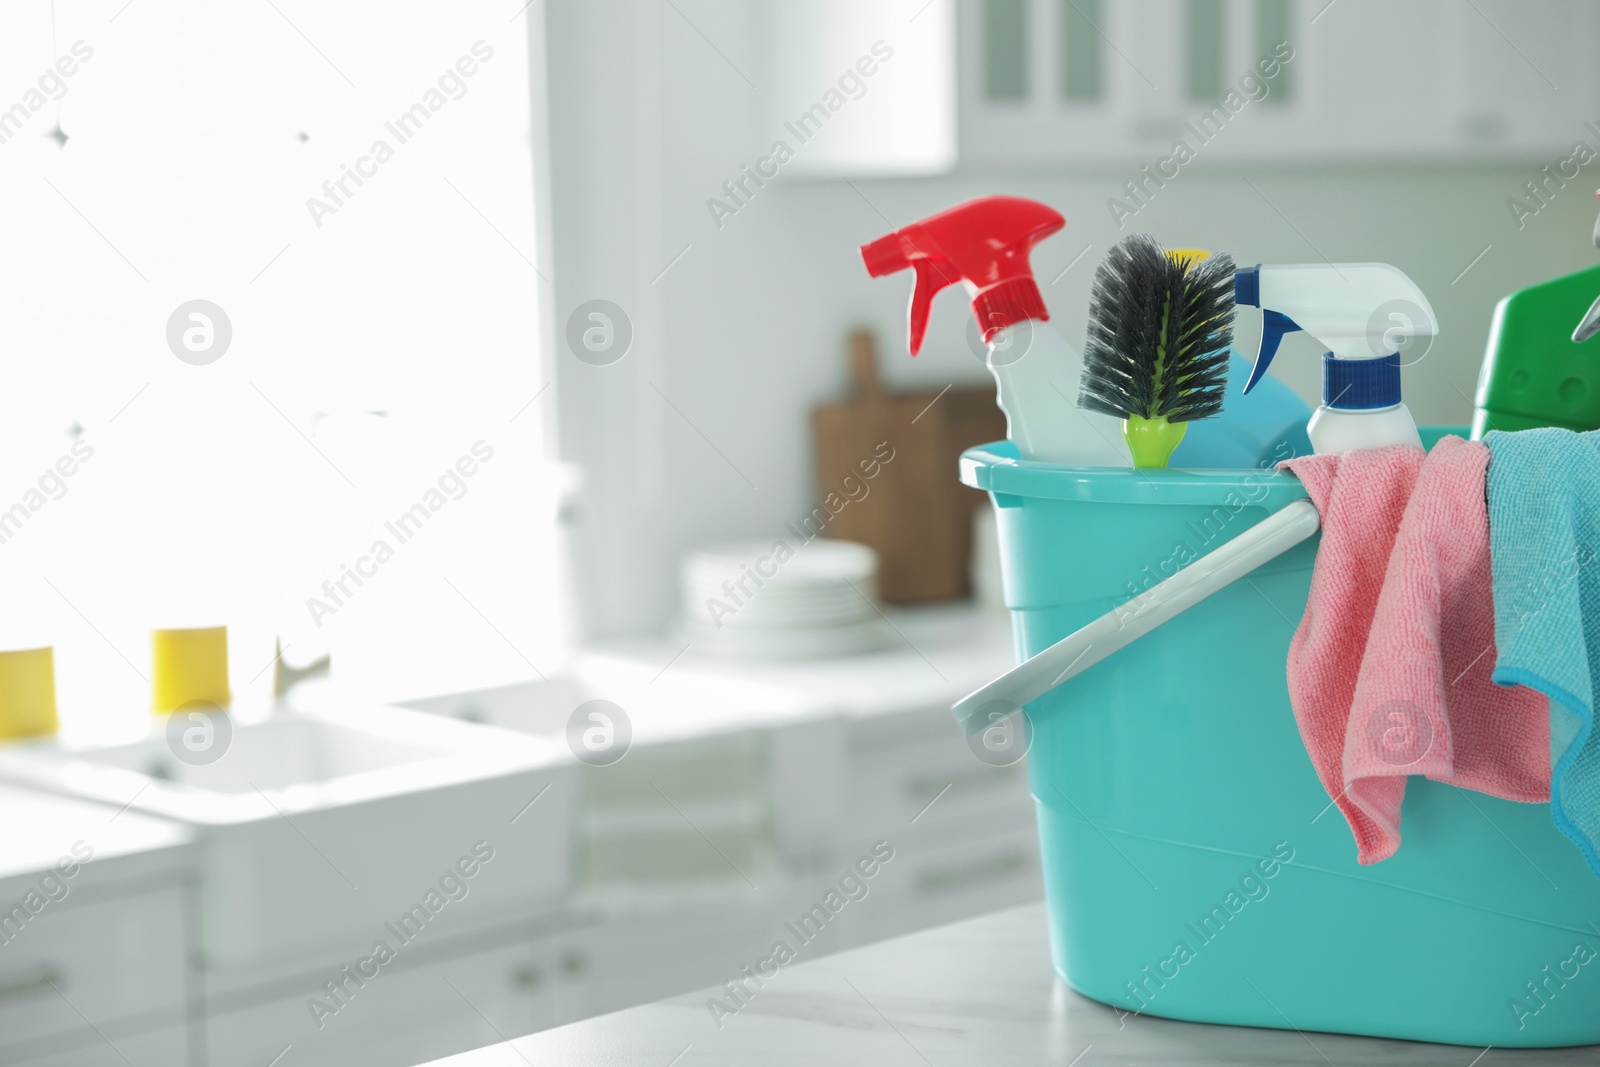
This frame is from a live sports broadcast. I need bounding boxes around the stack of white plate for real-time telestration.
[680,539,893,659]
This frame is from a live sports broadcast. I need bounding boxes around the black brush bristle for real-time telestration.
[1077,235,1235,423]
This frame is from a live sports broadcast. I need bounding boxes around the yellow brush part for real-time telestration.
[1165,247,1211,266]
[0,646,59,741]
[151,626,231,714]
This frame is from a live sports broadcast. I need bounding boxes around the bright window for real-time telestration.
[0,0,560,739]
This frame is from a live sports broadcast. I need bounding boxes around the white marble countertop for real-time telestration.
[419,902,1596,1066]
[575,604,1017,723]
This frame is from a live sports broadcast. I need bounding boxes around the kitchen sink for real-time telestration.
[0,702,577,968]
[85,715,442,795]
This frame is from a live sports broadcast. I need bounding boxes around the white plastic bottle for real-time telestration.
[1307,394,1422,454]
[1236,263,1434,455]
[986,320,1126,464]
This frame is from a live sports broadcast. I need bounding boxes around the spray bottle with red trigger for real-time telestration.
[860,196,1125,464]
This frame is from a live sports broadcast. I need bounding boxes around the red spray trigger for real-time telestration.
[860,196,1064,356]
[860,232,961,355]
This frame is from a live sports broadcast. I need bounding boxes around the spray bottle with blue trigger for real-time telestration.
[1234,263,1436,454]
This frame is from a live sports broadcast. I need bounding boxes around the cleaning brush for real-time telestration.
[1078,235,1235,468]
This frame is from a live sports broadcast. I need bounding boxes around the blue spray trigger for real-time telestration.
[1243,309,1302,394]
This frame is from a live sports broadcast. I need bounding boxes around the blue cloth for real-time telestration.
[1486,428,1600,876]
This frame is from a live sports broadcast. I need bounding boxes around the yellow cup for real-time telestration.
[0,646,59,741]
[151,626,231,714]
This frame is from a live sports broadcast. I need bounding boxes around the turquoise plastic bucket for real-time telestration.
[961,431,1600,1048]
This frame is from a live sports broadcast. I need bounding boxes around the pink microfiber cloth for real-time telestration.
[1282,437,1549,864]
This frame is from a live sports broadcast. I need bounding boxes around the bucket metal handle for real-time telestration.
[952,498,1321,736]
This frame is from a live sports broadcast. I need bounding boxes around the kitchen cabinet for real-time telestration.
[977,0,1596,165]
[762,0,1600,175]
[0,885,191,1051]
[0,784,197,1066]
[4,1026,190,1067]
[571,607,1041,955]
[203,933,554,1067]
[546,885,841,1025]
[846,703,1033,850]
[201,907,809,1067]
[835,823,1041,947]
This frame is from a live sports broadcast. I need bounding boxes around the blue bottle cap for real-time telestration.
[1324,353,1401,410]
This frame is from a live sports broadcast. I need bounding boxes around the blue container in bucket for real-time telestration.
[961,431,1600,1048]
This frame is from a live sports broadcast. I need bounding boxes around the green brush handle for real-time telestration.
[1123,414,1187,468]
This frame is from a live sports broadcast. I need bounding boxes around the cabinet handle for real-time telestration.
[511,965,544,991]
[0,965,63,1003]
[905,764,1016,803]
[915,849,1030,896]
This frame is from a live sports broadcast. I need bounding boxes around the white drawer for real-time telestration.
[837,829,1042,948]
[0,883,189,1051]
[547,902,799,1026]
[848,729,1033,844]
[204,934,547,1067]
[5,1024,189,1067]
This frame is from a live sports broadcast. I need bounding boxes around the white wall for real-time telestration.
[547,0,1600,640]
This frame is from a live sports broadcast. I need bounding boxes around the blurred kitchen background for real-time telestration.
[0,1,1596,1065]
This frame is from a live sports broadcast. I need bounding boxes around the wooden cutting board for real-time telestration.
[810,329,1007,604]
